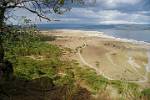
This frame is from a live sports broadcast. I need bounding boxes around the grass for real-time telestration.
[1,27,149,100]
[141,88,150,100]
[2,29,62,80]
[74,66,108,94]
[14,56,57,80]
[142,88,150,95]
[72,61,143,99]
[0,27,82,99]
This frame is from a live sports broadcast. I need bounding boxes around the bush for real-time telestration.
[74,66,108,93]
[142,88,150,96]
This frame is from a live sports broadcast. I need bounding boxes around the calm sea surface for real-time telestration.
[37,24,150,43]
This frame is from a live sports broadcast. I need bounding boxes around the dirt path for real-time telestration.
[77,42,150,83]
[146,51,150,72]
[127,55,148,83]
[128,49,150,83]
[77,42,114,80]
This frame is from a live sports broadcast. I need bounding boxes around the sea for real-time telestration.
[37,23,150,43]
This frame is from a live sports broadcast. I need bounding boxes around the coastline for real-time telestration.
[41,29,150,46]
[41,29,150,86]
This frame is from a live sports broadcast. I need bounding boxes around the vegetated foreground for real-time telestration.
[0,28,150,100]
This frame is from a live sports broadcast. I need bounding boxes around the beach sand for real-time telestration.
[41,29,150,86]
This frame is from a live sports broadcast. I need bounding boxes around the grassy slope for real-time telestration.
[0,28,149,100]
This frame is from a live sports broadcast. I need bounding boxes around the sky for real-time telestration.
[8,0,150,25]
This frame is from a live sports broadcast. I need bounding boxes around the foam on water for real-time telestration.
[79,30,150,45]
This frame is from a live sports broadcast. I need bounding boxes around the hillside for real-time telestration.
[0,28,150,100]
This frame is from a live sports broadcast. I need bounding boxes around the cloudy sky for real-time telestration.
[9,0,150,24]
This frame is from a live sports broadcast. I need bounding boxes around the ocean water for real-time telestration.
[37,24,150,43]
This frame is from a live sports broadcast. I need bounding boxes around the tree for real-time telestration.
[0,0,90,80]
[0,0,87,58]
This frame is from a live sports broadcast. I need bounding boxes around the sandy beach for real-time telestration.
[41,29,150,86]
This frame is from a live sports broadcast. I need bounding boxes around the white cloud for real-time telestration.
[57,8,150,24]
[99,20,139,24]
[96,0,141,8]
[8,0,150,24]
[105,0,140,5]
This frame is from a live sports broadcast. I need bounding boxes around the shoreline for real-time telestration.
[42,29,150,85]
[40,29,150,46]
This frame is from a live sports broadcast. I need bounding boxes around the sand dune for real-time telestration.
[41,30,150,85]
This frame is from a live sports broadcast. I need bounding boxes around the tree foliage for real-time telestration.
[0,0,85,23]
[0,0,88,79]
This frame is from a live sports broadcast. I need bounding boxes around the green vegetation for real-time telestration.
[0,27,149,100]
[74,66,108,94]
[73,65,143,99]
[95,61,100,67]
[0,27,79,99]
[142,88,150,96]
[1,27,59,80]
[141,88,150,100]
